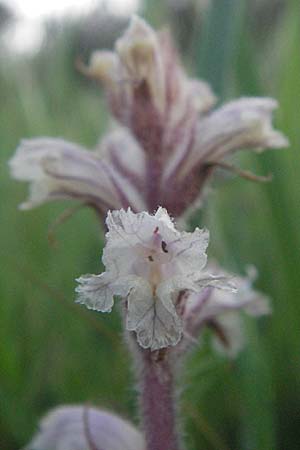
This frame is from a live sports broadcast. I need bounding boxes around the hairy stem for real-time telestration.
[137,347,182,450]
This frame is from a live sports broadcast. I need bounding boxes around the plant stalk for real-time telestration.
[137,347,182,450]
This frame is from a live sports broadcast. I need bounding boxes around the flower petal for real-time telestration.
[99,129,147,212]
[171,228,210,274]
[210,313,245,358]
[188,79,217,115]
[154,206,176,230]
[180,97,289,178]
[126,277,182,350]
[194,273,237,291]
[75,273,115,312]
[183,266,270,356]
[25,405,145,450]
[9,138,123,211]
[105,208,178,252]
[186,276,266,322]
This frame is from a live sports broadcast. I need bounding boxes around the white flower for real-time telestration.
[25,405,145,450]
[76,208,233,351]
[9,133,147,213]
[184,266,270,357]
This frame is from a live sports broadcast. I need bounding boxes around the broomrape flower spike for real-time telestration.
[76,207,234,351]
[9,16,288,221]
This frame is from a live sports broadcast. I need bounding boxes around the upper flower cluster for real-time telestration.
[9,16,288,219]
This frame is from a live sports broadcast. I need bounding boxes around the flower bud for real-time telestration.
[116,15,165,112]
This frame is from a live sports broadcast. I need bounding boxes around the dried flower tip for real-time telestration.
[83,50,120,86]
[116,16,157,79]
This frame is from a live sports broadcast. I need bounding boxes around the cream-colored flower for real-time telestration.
[76,208,233,350]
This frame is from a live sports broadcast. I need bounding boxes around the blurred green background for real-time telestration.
[1,0,299,449]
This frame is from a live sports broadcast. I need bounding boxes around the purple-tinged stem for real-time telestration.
[137,348,182,450]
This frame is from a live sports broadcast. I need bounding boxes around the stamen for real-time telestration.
[161,241,168,253]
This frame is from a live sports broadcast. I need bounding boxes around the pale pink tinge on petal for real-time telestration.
[183,266,270,356]
[9,138,123,211]
[179,97,288,178]
[185,266,269,322]
[99,128,147,212]
[25,405,145,450]
[9,137,147,213]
